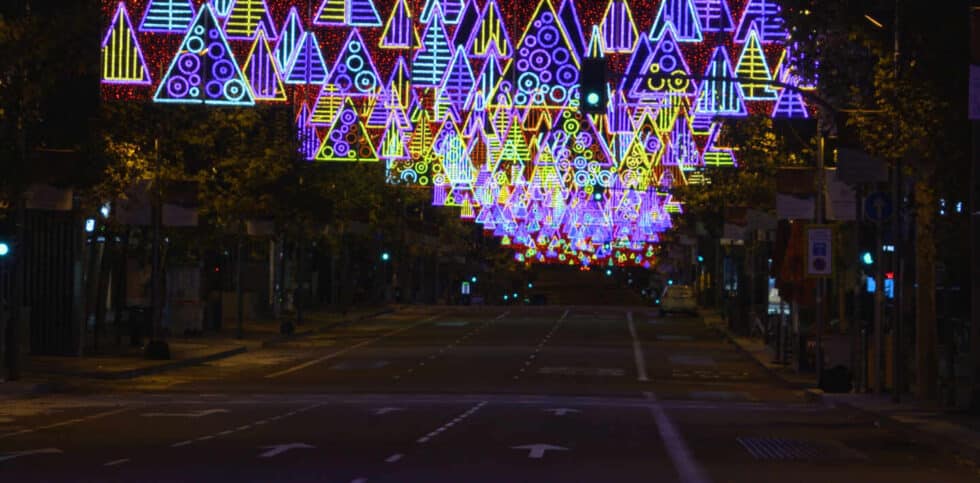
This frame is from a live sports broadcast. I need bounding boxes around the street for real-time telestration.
[1,306,976,482]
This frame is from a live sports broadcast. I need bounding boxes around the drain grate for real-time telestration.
[736,437,865,461]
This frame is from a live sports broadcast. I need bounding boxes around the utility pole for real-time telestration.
[814,135,826,385]
[892,0,904,402]
[969,6,980,410]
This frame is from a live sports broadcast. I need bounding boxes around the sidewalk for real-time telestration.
[703,308,980,467]
[8,306,397,384]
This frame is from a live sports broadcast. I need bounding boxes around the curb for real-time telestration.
[260,307,397,348]
[36,346,249,381]
[32,307,398,382]
[704,315,813,391]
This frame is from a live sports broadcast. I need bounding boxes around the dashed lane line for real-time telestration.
[104,458,130,467]
[513,309,569,381]
[392,312,509,382]
[416,401,488,444]
[170,403,324,448]
[265,314,443,378]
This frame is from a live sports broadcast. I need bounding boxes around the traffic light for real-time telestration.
[861,251,874,265]
[579,56,608,114]
[0,242,9,257]
[381,251,390,262]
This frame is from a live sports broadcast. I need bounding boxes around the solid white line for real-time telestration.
[104,458,130,467]
[265,314,441,378]
[644,392,710,483]
[626,312,650,382]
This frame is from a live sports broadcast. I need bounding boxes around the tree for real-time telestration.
[782,0,970,401]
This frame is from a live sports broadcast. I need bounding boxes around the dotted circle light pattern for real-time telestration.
[101,0,811,268]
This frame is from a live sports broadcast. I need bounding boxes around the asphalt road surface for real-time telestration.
[2,306,977,482]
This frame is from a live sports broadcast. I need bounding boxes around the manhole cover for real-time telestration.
[736,437,866,461]
[330,360,390,370]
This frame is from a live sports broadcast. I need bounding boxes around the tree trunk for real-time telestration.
[915,175,938,400]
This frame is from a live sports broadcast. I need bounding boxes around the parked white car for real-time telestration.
[660,285,698,316]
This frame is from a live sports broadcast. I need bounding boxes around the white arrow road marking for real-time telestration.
[543,408,580,416]
[374,407,403,415]
[142,409,229,418]
[258,443,315,458]
[0,448,62,463]
[511,444,568,459]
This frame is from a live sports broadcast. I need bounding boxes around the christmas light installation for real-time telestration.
[101,0,812,268]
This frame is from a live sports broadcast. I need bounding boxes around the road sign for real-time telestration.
[806,225,833,278]
[864,192,894,222]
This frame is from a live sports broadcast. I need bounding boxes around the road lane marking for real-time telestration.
[513,310,568,381]
[265,314,442,378]
[385,453,403,463]
[644,392,710,483]
[104,458,130,467]
[0,447,62,463]
[170,404,324,449]
[393,312,508,381]
[258,443,315,458]
[1,407,130,440]
[142,409,228,418]
[512,444,568,459]
[626,312,650,382]
[417,401,487,444]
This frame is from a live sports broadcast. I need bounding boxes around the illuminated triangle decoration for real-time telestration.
[695,46,746,116]
[735,28,777,100]
[314,0,346,26]
[650,0,703,42]
[316,98,379,162]
[771,84,809,119]
[412,8,454,87]
[154,3,254,106]
[421,0,464,25]
[212,0,234,17]
[296,102,319,160]
[601,1,638,54]
[469,0,511,58]
[243,26,287,101]
[274,7,304,72]
[284,32,329,85]
[102,3,152,85]
[735,0,786,43]
[347,0,383,27]
[326,29,382,96]
[380,0,420,49]
[139,0,195,33]
[223,0,276,40]
[694,0,734,32]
